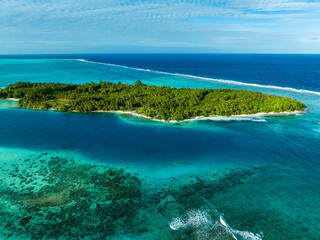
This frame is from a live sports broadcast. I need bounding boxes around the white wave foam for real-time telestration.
[197,110,304,122]
[169,209,263,240]
[234,230,263,240]
[169,209,212,230]
[75,59,320,96]
[220,216,263,240]
[199,116,267,122]
[219,216,238,240]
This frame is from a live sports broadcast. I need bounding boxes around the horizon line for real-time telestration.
[1,53,320,56]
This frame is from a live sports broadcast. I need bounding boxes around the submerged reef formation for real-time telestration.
[0,81,306,121]
[0,152,265,239]
[0,155,142,239]
[147,168,264,240]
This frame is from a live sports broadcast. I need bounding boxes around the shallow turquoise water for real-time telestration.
[0,58,320,239]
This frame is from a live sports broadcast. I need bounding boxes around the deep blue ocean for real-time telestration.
[2,54,320,92]
[0,54,320,239]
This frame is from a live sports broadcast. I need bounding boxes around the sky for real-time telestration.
[1,0,320,54]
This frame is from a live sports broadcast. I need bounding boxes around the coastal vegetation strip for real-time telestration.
[0,81,305,121]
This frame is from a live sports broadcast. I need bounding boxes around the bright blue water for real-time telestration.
[2,54,320,92]
[0,55,320,239]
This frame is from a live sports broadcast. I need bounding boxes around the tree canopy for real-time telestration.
[0,81,306,121]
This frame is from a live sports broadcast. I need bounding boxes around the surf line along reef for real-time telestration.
[0,81,306,122]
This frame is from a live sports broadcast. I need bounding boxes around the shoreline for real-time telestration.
[5,98,19,101]
[93,109,305,123]
[0,99,305,123]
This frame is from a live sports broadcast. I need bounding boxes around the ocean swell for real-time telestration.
[75,59,320,96]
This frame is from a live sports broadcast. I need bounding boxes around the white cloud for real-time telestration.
[0,0,319,53]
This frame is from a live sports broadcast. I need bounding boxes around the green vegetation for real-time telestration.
[0,81,305,121]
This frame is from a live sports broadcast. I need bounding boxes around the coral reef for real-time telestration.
[0,153,262,239]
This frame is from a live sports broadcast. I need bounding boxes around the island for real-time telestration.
[0,81,306,122]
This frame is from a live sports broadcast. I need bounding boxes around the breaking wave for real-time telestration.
[169,209,263,240]
[169,209,212,231]
[75,59,320,96]
[199,117,267,122]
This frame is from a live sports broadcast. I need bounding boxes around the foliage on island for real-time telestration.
[0,81,305,121]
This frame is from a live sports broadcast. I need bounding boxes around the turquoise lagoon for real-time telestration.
[0,58,320,239]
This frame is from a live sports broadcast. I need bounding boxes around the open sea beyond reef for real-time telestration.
[0,54,320,240]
